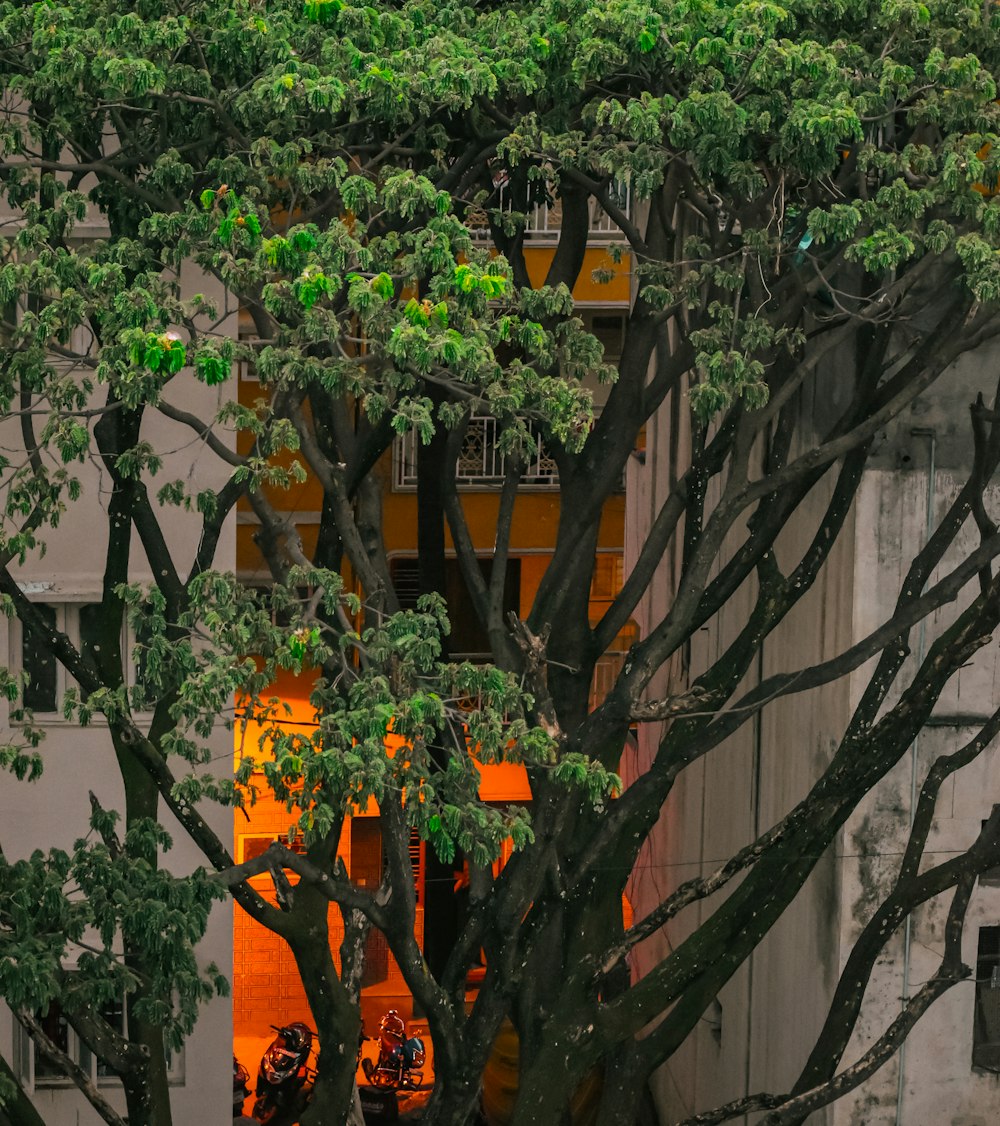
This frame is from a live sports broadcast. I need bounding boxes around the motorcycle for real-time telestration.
[233,1055,255,1120]
[361,1009,425,1090]
[252,1022,316,1125]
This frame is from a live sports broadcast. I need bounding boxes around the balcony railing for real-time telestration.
[393,414,559,490]
[468,178,632,242]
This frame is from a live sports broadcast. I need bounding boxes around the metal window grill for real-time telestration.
[393,415,559,490]
[468,177,632,241]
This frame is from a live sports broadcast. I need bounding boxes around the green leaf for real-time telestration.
[370,273,394,299]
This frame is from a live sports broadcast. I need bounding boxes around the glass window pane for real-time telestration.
[34,1001,70,1079]
[130,604,157,707]
[974,926,1000,1071]
[95,997,124,1079]
[22,605,57,713]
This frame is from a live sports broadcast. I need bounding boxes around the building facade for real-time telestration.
[229,195,634,1064]
[0,270,237,1126]
[624,346,1000,1124]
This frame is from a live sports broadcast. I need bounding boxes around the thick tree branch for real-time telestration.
[213,842,388,925]
[15,1011,129,1126]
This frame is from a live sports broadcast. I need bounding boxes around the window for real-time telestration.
[470,173,632,241]
[349,819,425,987]
[240,833,283,866]
[21,604,58,712]
[349,819,425,906]
[389,556,521,661]
[14,998,184,1089]
[15,603,104,715]
[95,998,125,1081]
[393,414,559,490]
[390,311,624,489]
[238,832,305,874]
[126,600,163,710]
[580,310,626,369]
[974,926,1000,1071]
[11,602,152,719]
[31,1001,84,1083]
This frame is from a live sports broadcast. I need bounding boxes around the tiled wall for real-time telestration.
[233,797,422,1038]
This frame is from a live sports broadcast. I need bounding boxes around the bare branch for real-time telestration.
[213,842,388,925]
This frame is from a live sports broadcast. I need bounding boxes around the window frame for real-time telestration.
[11,602,76,720]
[387,553,521,663]
[9,600,152,724]
[13,995,185,1091]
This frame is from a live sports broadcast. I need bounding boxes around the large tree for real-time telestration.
[4,0,1000,1124]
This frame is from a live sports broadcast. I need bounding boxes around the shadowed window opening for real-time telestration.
[973,925,1000,1071]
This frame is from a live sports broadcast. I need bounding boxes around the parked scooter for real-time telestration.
[233,1055,259,1124]
[361,1009,425,1090]
[234,1055,252,1113]
[252,1022,316,1125]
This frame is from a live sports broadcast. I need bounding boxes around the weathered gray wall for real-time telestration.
[624,373,857,1123]
[830,464,1000,1126]
[624,342,1000,1125]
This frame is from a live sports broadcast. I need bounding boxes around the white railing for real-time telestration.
[468,178,632,242]
[393,414,559,490]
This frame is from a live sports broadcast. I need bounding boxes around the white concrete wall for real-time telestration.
[0,270,237,1124]
[0,724,234,1126]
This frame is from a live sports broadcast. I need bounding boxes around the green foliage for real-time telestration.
[5,0,1000,1113]
[0,808,224,1050]
[194,340,234,386]
[129,331,186,376]
[164,573,573,868]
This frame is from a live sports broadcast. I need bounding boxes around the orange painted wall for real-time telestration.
[523,245,631,303]
[233,810,422,1040]
[236,460,624,576]
[233,680,421,1040]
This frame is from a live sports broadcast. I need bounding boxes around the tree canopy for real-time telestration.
[4,0,1000,1124]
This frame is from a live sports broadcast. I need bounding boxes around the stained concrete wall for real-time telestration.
[624,341,1000,1124]
[826,346,1000,1125]
[0,270,237,1125]
[624,461,855,1122]
[828,464,1000,1126]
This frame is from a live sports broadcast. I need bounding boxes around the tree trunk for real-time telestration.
[118,755,173,1126]
[505,1034,596,1126]
[417,389,465,981]
[594,1046,646,1126]
[116,785,172,1126]
[289,888,363,1126]
[422,1067,485,1126]
[0,1056,46,1126]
